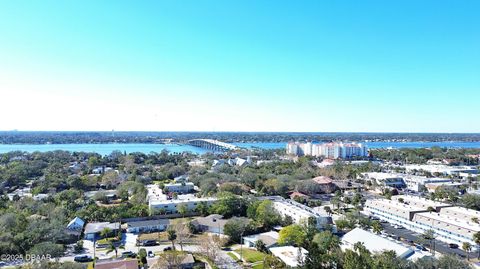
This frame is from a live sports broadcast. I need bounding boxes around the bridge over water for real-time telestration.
[187,139,238,151]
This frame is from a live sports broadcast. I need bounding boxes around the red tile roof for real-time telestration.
[289,191,309,199]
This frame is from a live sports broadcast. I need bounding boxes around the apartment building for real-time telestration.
[164,182,195,194]
[361,172,452,192]
[149,197,217,214]
[286,142,368,159]
[364,195,480,248]
[262,196,333,229]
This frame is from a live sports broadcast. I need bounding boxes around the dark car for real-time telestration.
[415,245,427,251]
[163,246,172,251]
[142,240,158,246]
[448,243,459,249]
[74,255,93,263]
[121,251,137,258]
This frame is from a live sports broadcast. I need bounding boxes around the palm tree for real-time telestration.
[372,221,383,235]
[167,229,177,250]
[106,240,119,258]
[473,232,480,258]
[423,229,436,255]
[472,217,479,224]
[462,242,472,261]
[100,227,112,239]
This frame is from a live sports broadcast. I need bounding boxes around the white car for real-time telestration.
[148,251,155,258]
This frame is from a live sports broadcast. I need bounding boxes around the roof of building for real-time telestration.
[192,214,228,228]
[414,211,480,232]
[181,253,195,264]
[362,172,403,180]
[67,217,85,230]
[95,259,138,269]
[392,195,451,209]
[312,176,333,185]
[269,246,308,267]
[341,228,415,259]
[289,191,309,199]
[149,197,217,206]
[244,231,279,247]
[365,198,426,213]
[84,222,120,234]
[127,219,170,228]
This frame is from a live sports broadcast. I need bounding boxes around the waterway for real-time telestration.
[0,141,479,155]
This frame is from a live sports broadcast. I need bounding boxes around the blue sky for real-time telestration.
[0,0,479,132]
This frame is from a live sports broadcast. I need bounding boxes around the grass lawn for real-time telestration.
[234,249,266,263]
[138,232,168,242]
[227,252,240,262]
[96,237,118,245]
[252,263,269,269]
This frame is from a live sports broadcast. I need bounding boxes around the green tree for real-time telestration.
[223,217,248,243]
[278,225,306,246]
[462,242,472,261]
[106,241,119,258]
[138,248,147,265]
[178,203,188,218]
[255,240,267,253]
[209,192,247,218]
[312,231,340,254]
[27,242,64,258]
[100,227,112,239]
[255,200,281,229]
[473,231,480,258]
[372,220,383,234]
[167,229,177,250]
[195,201,210,216]
[423,229,436,255]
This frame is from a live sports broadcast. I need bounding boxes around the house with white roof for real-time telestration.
[269,246,308,268]
[243,231,279,248]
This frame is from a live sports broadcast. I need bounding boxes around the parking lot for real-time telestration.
[380,222,474,259]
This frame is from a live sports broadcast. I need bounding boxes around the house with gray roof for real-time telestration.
[84,222,120,241]
[191,214,228,234]
[126,219,170,234]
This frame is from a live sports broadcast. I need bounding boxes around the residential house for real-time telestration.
[126,219,170,234]
[243,231,279,248]
[84,222,121,241]
[269,246,308,268]
[190,214,228,234]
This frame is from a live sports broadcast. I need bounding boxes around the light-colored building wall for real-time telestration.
[149,197,217,214]
[364,196,480,248]
[266,197,332,229]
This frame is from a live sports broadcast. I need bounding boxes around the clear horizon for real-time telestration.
[1,1,479,132]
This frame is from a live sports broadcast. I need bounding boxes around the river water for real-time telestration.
[0,141,479,155]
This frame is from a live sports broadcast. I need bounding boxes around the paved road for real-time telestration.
[381,222,474,259]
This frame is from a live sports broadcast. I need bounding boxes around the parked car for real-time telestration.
[148,251,155,258]
[141,240,158,246]
[448,243,459,249]
[163,247,172,251]
[121,251,137,258]
[416,245,427,251]
[393,225,404,229]
[74,255,93,263]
